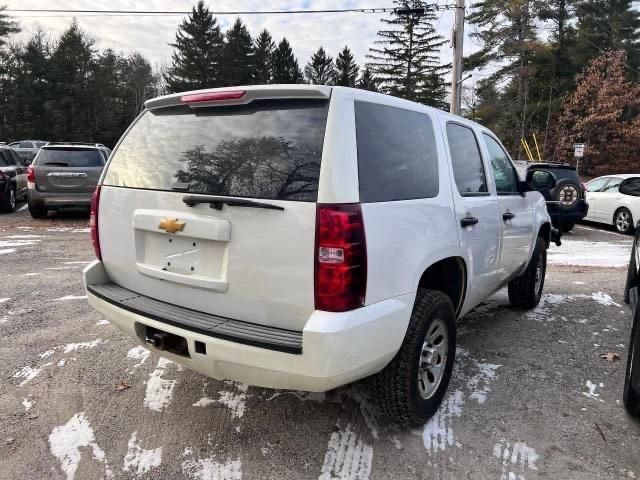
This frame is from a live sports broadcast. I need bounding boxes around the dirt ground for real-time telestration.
[1,203,639,480]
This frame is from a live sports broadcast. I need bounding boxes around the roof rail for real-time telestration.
[45,142,105,148]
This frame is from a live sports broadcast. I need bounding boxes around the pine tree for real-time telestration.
[253,29,275,84]
[0,6,19,46]
[221,18,254,86]
[335,46,358,87]
[164,1,224,92]
[304,47,335,85]
[271,38,303,84]
[367,0,447,106]
[357,66,379,91]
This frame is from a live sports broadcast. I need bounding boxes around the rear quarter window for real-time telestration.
[103,99,329,202]
[355,101,439,202]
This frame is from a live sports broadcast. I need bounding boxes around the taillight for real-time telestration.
[181,90,246,103]
[26,165,35,183]
[90,186,101,260]
[315,204,367,312]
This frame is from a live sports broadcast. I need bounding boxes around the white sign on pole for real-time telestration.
[574,143,585,157]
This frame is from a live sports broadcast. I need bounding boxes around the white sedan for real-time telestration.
[584,174,640,234]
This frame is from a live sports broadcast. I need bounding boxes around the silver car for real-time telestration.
[8,140,47,163]
[27,144,109,218]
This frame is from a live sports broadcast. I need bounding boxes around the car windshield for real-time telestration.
[36,148,105,167]
[16,142,34,148]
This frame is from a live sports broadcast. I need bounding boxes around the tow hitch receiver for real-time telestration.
[144,326,190,357]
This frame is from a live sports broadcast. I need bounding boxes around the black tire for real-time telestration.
[614,207,634,235]
[508,236,547,309]
[28,201,47,219]
[623,310,640,417]
[625,239,637,305]
[369,289,456,427]
[559,222,575,233]
[552,179,581,209]
[0,184,16,213]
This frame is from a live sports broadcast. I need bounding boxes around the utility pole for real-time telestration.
[450,0,465,115]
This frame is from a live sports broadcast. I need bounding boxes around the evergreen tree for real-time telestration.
[304,47,335,85]
[357,66,379,91]
[271,38,303,84]
[221,18,254,86]
[335,46,358,87]
[0,6,19,46]
[253,29,275,84]
[571,0,640,71]
[367,0,447,107]
[164,1,224,92]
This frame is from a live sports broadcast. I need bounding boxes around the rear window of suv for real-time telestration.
[103,99,330,202]
[36,148,105,167]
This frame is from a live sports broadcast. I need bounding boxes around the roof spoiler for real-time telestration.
[145,85,332,110]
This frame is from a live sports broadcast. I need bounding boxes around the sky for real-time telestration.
[2,0,476,71]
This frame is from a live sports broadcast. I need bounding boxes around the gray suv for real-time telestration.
[27,144,109,218]
[8,140,48,163]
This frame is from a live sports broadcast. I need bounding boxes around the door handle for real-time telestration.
[503,211,515,221]
[460,216,479,227]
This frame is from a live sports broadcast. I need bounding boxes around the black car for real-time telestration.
[524,163,589,232]
[624,226,640,416]
[0,146,28,212]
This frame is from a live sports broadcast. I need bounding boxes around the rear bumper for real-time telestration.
[83,260,414,392]
[28,190,92,208]
[547,201,589,222]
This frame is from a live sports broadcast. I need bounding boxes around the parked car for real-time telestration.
[84,85,552,426]
[27,143,107,218]
[0,146,28,212]
[8,140,47,163]
[519,162,588,233]
[623,223,640,417]
[584,174,640,234]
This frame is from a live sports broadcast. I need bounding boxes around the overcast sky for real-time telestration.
[3,0,475,70]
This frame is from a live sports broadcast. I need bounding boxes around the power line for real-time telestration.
[3,6,456,17]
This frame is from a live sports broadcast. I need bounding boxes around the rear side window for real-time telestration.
[36,148,105,167]
[103,99,329,202]
[620,177,640,196]
[355,101,439,202]
[446,123,488,196]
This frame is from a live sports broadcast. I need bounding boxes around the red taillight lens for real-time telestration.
[90,186,101,260]
[26,165,35,183]
[181,90,246,103]
[315,204,367,312]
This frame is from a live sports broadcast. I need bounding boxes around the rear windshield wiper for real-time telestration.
[44,162,69,166]
[182,195,284,211]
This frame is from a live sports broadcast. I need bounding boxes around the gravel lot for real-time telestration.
[1,203,639,480]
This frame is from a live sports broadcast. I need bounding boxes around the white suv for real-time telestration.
[84,85,552,426]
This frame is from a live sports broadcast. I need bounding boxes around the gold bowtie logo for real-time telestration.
[158,218,186,234]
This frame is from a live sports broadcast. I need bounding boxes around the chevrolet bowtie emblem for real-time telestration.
[158,218,186,234]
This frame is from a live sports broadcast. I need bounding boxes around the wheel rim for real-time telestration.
[617,211,630,232]
[418,318,448,400]
[9,189,15,209]
[534,254,544,293]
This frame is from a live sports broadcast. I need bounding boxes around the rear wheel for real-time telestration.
[0,185,16,213]
[370,289,456,426]
[558,221,575,233]
[615,208,634,235]
[28,201,47,219]
[508,236,546,309]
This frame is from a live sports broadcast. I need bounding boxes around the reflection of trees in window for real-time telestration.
[175,136,320,200]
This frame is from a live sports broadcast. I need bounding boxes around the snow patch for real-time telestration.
[48,412,113,480]
[123,431,162,475]
[40,349,56,358]
[127,345,150,370]
[420,389,464,453]
[54,295,88,301]
[583,380,605,402]
[193,382,248,419]
[95,319,110,326]
[63,339,103,354]
[13,362,53,386]
[144,358,180,412]
[181,456,242,480]
[0,297,10,303]
[22,397,34,411]
[319,422,373,480]
[548,238,631,267]
[494,439,539,479]
[467,362,501,404]
[24,272,42,276]
[0,248,16,255]
[0,239,39,248]
[4,234,44,238]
